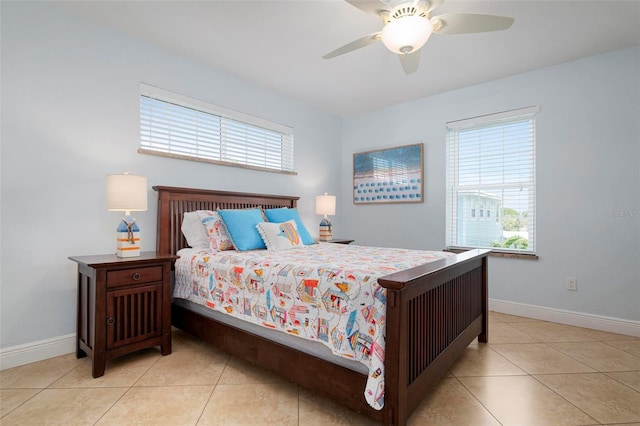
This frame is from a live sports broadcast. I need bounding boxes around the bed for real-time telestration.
[154,185,489,425]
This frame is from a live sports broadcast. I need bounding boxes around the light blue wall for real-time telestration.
[340,46,640,322]
[0,2,341,348]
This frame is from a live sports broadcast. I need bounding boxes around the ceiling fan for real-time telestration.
[323,0,514,74]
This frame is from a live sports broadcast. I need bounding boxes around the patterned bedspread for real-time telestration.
[174,243,453,410]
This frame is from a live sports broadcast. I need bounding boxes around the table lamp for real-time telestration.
[106,172,148,257]
[315,192,336,241]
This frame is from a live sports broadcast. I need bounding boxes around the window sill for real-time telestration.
[445,247,539,260]
[138,148,298,175]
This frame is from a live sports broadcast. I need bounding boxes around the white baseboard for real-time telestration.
[0,334,76,371]
[489,299,640,337]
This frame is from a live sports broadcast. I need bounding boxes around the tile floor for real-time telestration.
[1,312,639,425]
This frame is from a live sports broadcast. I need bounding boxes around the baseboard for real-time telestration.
[489,299,640,337]
[0,334,76,371]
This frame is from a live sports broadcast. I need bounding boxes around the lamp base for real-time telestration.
[318,218,332,241]
[116,217,141,257]
[116,232,140,257]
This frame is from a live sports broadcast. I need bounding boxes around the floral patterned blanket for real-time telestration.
[173,243,452,409]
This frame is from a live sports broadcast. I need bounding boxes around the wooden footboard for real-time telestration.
[154,186,489,426]
[380,249,489,424]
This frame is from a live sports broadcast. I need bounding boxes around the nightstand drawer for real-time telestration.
[107,266,163,288]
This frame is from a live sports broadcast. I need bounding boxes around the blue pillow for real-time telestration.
[217,208,266,251]
[263,208,315,245]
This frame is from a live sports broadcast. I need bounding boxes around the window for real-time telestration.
[446,106,538,254]
[139,84,295,173]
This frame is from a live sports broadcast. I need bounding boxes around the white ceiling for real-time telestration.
[52,0,640,117]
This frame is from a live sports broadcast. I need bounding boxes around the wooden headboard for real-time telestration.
[153,186,299,256]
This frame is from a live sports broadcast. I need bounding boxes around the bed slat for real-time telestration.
[406,267,482,384]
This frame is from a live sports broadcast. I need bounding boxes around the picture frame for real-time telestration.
[353,143,424,204]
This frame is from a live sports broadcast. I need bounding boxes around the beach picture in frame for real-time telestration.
[353,143,424,204]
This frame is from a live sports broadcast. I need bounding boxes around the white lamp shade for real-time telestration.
[315,193,336,216]
[106,173,148,213]
[381,15,433,55]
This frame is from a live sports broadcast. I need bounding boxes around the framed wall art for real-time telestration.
[353,143,424,204]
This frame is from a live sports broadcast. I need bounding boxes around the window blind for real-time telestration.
[445,106,538,254]
[139,84,294,173]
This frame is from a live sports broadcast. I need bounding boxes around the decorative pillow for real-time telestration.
[194,210,235,251]
[256,220,304,251]
[181,211,210,248]
[263,208,316,245]
[217,208,267,251]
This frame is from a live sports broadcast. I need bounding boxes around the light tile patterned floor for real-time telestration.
[1,312,639,425]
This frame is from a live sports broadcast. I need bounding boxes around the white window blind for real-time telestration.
[139,84,295,173]
[446,106,538,254]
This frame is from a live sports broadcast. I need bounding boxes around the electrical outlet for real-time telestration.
[566,277,577,291]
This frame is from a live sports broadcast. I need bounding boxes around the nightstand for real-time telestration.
[69,252,178,377]
[327,238,354,245]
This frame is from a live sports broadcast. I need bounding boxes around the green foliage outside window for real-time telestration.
[491,235,528,250]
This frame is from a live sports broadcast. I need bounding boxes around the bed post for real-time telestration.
[383,288,406,425]
[479,254,489,343]
[156,189,171,254]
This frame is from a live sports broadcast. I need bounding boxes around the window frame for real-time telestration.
[138,83,295,174]
[445,106,539,256]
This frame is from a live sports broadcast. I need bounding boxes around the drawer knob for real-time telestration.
[107,317,116,326]
[132,273,141,281]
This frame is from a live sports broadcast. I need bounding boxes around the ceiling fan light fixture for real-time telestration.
[381,15,433,55]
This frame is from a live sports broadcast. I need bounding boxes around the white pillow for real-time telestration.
[181,211,209,248]
[256,220,305,251]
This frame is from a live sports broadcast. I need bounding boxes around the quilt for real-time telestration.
[173,243,453,409]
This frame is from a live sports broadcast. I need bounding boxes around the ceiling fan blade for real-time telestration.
[345,0,390,16]
[399,51,420,74]
[432,13,514,35]
[323,32,381,59]
[424,0,446,13]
